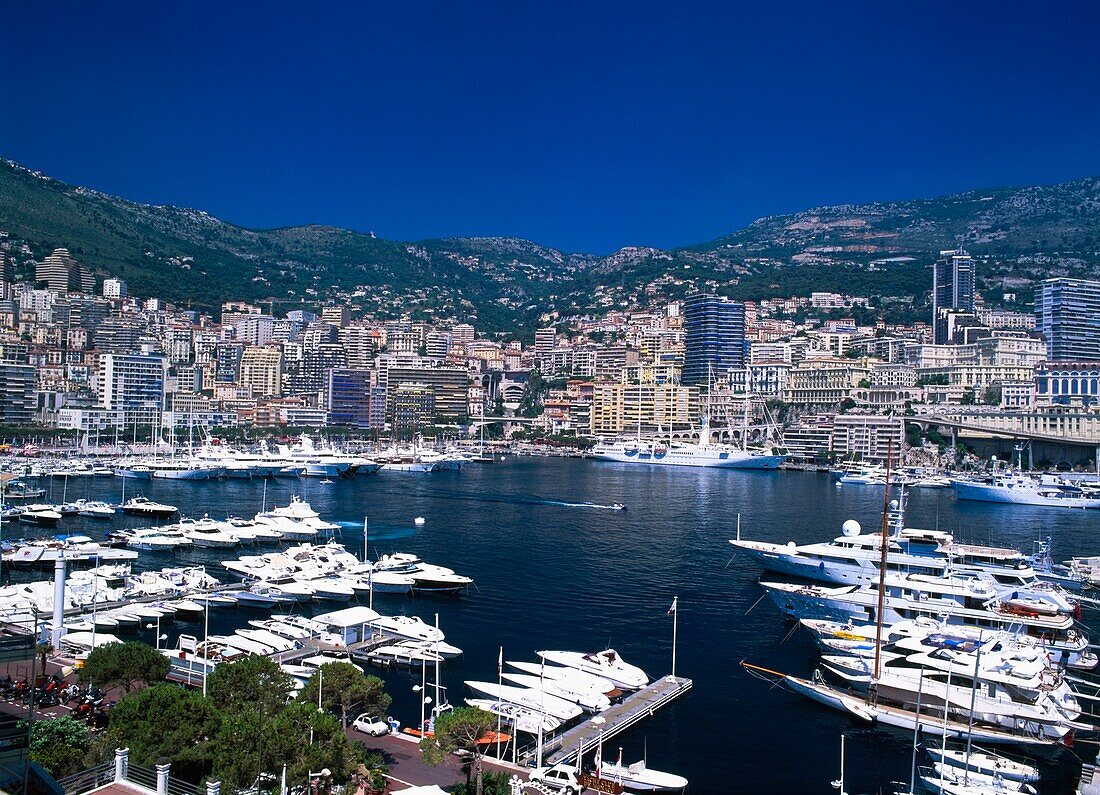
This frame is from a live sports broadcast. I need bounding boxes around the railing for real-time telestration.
[57,761,115,794]
[126,765,159,792]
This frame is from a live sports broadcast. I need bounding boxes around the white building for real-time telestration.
[103,278,128,299]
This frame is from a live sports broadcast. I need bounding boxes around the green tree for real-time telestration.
[451,770,513,795]
[420,707,494,795]
[206,653,293,716]
[27,716,91,778]
[297,662,391,729]
[961,387,976,405]
[102,684,220,781]
[79,641,170,694]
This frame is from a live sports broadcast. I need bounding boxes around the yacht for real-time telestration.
[499,672,611,713]
[178,516,241,548]
[591,436,784,469]
[731,495,1056,589]
[953,473,1100,509]
[121,496,179,518]
[507,661,620,697]
[234,584,301,608]
[18,505,62,526]
[538,649,648,690]
[464,681,584,722]
[370,614,445,644]
[75,500,118,519]
[122,528,191,551]
[761,573,1091,668]
[464,698,561,735]
[599,755,689,794]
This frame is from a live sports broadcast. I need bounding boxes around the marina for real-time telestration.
[1,455,1099,791]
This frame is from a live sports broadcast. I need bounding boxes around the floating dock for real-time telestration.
[517,675,692,767]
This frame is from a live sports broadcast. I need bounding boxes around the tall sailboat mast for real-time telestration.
[872,436,895,682]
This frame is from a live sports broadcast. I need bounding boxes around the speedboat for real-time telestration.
[235,584,301,607]
[302,575,356,602]
[179,516,240,548]
[371,614,445,643]
[19,505,63,526]
[75,500,118,518]
[599,758,688,793]
[235,628,299,653]
[926,745,1039,783]
[500,672,611,713]
[121,496,179,518]
[464,698,561,735]
[507,661,620,697]
[464,681,584,722]
[538,649,649,690]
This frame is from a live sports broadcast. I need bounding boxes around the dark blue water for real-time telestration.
[9,460,1100,793]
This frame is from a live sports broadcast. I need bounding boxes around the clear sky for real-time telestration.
[2,2,1098,253]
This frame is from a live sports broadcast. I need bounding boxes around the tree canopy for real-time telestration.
[420,707,495,795]
[27,716,91,778]
[79,641,170,694]
[103,683,220,781]
[206,654,293,716]
[297,662,390,729]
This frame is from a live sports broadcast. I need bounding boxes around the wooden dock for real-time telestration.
[517,675,692,767]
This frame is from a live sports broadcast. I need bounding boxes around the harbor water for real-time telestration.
[6,457,1100,792]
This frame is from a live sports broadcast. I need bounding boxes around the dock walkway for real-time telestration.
[518,675,692,767]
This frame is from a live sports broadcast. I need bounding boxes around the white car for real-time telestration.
[529,764,582,793]
[351,713,390,736]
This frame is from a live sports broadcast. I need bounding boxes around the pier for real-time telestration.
[517,675,693,768]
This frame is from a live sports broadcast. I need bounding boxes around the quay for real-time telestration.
[518,675,693,767]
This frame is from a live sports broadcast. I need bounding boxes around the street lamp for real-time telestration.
[592,716,606,777]
[412,682,432,734]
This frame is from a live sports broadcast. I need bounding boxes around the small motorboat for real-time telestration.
[319,479,334,485]
[599,756,688,793]
[121,496,179,518]
[19,505,63,526]
[610,503,627,510]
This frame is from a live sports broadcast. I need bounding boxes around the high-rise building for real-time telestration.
[215,343,245,383]
[386,365,468,421]
[320,305,350,328]
[682,293,745,387]
[0,363,36,425]
[1035,277,1100,361]
[36,248,94,293]
[452,323,475,344]
[534,328,557,358]
[326,367,378,428]
[338,324,378,368]
[233,315,275,346]
[238,346,283,397]
[97,353,168,427]
[932,249,975,344]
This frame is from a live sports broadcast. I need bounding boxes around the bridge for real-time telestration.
[907,409,1100,446]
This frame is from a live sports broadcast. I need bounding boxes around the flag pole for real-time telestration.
[670,596,678,680]
[496,645,502,762]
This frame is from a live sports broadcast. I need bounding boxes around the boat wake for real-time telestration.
[424,491,624,511]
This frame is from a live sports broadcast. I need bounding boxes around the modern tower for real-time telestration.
[1035,277,1100,361]
[931,249,975,344]
[682,292,746,387]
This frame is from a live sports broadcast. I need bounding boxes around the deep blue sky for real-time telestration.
[2,2,1098,253]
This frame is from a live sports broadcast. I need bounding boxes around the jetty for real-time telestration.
[517,675,693,767]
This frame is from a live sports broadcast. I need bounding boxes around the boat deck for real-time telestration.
[517,675,692,767]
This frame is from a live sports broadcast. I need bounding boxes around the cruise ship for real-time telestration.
[590,418,786,470]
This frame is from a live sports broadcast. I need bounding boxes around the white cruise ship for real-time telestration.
[590,418,785,470]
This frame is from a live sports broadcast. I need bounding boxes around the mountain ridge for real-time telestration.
[1,157,1098,330]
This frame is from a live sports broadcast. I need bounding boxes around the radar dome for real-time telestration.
[842,520,862,537]
[889,499,899,510]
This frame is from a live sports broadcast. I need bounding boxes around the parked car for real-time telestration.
[351,713,390,736]
[530,764,582,793]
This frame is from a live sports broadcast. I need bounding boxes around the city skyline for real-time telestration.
[2,3,1099,253]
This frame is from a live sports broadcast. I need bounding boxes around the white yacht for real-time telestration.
[538,649,649,690]
[499,672,611,713]
[599,756,688,793]
[179,516,240,548]
[464,681,584,722]
[121,496,179,518]
[464,698,561,735]
[953,472,1100,509]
